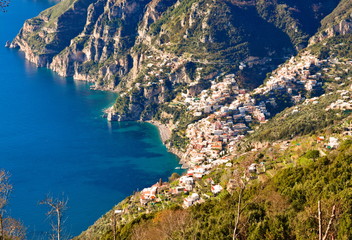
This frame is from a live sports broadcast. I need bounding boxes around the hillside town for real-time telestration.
[254,54,323,96]
[180,52,352,170]
[134,51,352,209]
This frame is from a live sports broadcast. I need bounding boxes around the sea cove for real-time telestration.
[0,0,181,237]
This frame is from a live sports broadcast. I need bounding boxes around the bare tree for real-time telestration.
[233,180,247,240]
[317,200,336,240]
[131,209,191,240]
[3,217,26,240]
[318,201,322,240]
[40,195,68,240]
[0,170,26,240]
[231,166,250,240]
[0,170,12,240]
[110,211,117,240]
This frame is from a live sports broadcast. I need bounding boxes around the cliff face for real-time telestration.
[9,0,352,238]
[11,0,348,121]
[10,0,348,128]
[309,0,352,44]
[50,0,152,89]
[309,19,352,44]
[12,0,340,93]
[11,0,95,67]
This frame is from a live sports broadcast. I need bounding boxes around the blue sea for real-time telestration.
[0,0,181,237]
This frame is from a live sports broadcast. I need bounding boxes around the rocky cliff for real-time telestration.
[11,0,340,114]
[11,0,96,67]
[9,0,352,238]
[309,0,352,44]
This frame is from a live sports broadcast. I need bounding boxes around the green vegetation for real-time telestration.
[304,149,320,160]
[149,0,199,36]
[15,1,352,238]
[186,140,352,240]
[170,129,189,151]
[309,34,352,59]
[320,0,352,30]
[257,0,341,46]
[113,95,130,116]
[148,0,298,72]
[248,93,344,142]
[87,136,352,240]
[41,0,77,24]
[184,62,196,81]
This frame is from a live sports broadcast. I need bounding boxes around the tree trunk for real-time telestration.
[318,200,322,240]
[111,213,117,240]
[0,214,3,240]
[322,205,336,240]
[57,210,61,240]
[233,188,243,240]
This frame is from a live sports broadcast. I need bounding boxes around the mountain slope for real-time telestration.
[129,137,352,240]
[310,0,352,43]
[11,0,95,67]
[11,0,340,92]
[8,0,352,238]
[75,16,352,240]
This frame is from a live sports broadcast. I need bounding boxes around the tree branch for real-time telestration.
[322,205,336,240]
[318,200,322,240]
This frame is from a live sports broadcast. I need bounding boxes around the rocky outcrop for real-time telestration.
[310,17,352,44]
[9,0,351,238]
[11,0,95,67]
[10,0,345,121]
[309,0,352,44]
[49,0,151,88]
[137,0,178,44]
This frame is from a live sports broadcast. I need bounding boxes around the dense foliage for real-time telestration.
[320,0,352,30]
[248,94,343,142]
[310,34,352,59]
[114,140,352,240]
[15,0,352,239]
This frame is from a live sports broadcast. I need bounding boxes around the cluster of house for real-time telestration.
[254,54,323,99]
[138,156,234,206]
[142,54,185,84]
[185,116,245,165]
[139,180,170,205]
[326,90,352,111]
[179,173,224,208]
[136,52,352,210]
[138,166,226,207]
[182,82,274,168]
[180,53,352,171]
[183,74,273,123]
[183,75,238,116]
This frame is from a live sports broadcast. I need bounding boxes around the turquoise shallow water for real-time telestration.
[0,0,181,237]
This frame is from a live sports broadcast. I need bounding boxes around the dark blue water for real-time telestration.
[0,0,181,237]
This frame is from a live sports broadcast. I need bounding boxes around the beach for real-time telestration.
[147,120,172,143]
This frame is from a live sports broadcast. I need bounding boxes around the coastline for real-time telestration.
[147,120,188,168]
[147,120,172,144]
